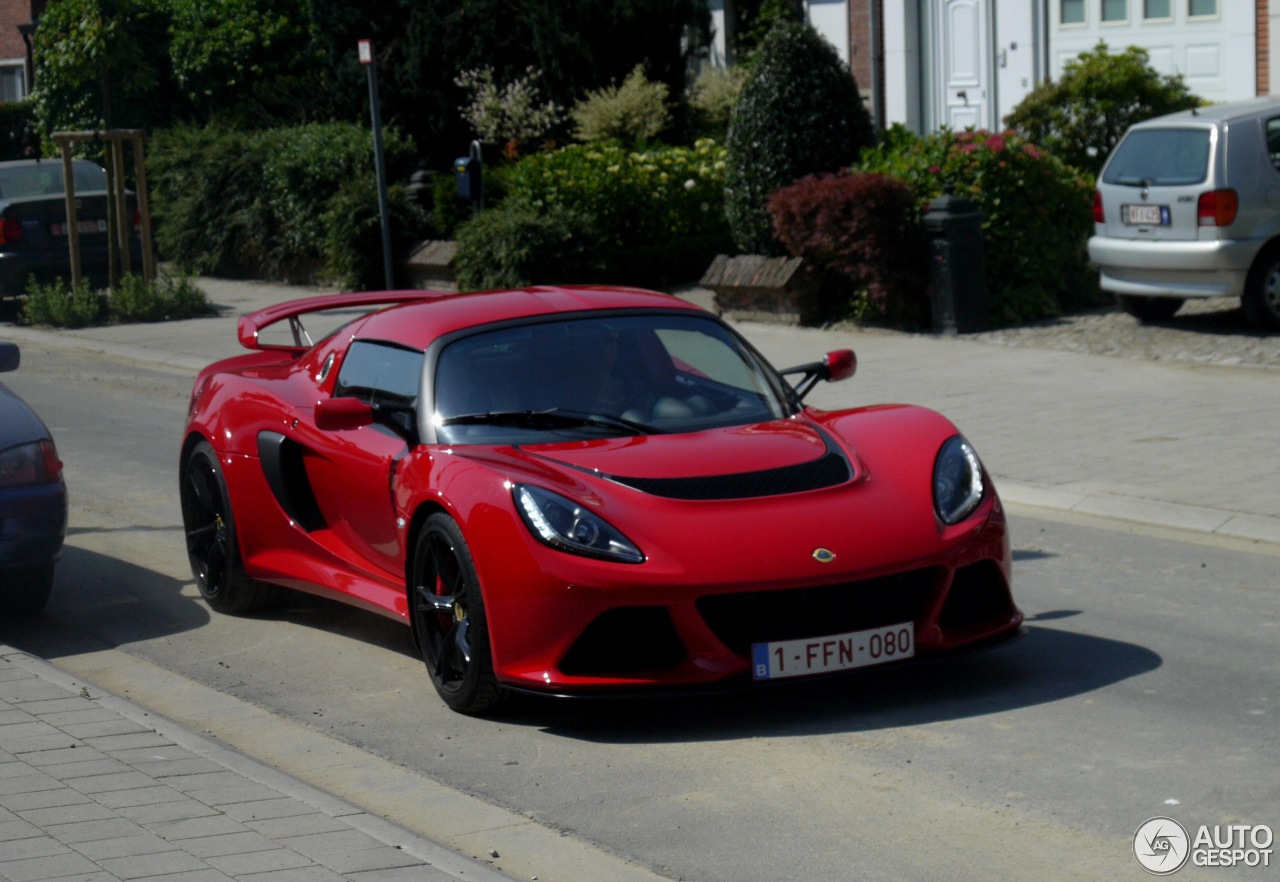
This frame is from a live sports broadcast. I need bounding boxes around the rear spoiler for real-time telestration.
[236,289,453,352]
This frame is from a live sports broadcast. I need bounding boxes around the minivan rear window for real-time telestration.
[1102,128,1211,186]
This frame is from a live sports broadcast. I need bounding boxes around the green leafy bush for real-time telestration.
[1004,43,1201,176]
[724,21,876,254]
[454,199,602,291]
[0,101,38,161]
[149,122,424,284]
[487,139,732,285]
[858,125,1099,325]
[769,172,930,327]
[323,179,430,290]
[22,277,105,328]
[107,273,215,322]
[687,67,747,140]
[571,66,670,146]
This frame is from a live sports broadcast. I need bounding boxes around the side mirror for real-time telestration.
[780,348,857,401]
[823,349,857,382]
[0,341,19,373]
[315,397,374,431]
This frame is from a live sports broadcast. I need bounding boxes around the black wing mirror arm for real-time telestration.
[780,349,857,402]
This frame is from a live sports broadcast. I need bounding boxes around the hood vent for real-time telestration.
[607,450,852,500]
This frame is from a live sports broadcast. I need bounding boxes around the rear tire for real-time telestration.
[180,440,282,614]
[1116,295,1184,322]
[0,565,54,615]
[1243,248,1280,331]
[409,514,505,714]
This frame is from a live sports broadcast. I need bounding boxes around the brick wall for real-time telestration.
[1259,0,1271,95]
[0,0,32,59]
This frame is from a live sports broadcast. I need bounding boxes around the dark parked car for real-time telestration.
[0,341,67,613]
[0,158,142,297]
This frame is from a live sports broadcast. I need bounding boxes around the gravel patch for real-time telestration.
[967,297,1280,370]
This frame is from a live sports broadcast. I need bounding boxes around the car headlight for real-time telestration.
[933,435,985,525]
[0,440,63,488]
[514,484,644,564]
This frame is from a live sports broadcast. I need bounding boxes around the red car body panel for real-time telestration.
[182,287,1021,696]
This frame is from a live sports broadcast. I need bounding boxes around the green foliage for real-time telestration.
[168,0,318,122]
[454,199,603,291]
[456,139,731,289]
[858,125,1100,325]
[687,67,747,140]
[454,66,566,153]
[0,101,38,161]
[730,0,805,60]
[323,180,431,290]
[31,0,179,140]
[571,66,671,146]
[149,122,423,284]
[769,172,930,328]
[725,21,876,255]
[21,277,106,328]
[1004,43,1201,176]
[107,273,216,322]
[22,272,213,327]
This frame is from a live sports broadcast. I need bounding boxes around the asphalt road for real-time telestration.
[2,340,1276,882]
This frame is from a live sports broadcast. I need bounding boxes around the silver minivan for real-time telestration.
[1088,97,1280,330]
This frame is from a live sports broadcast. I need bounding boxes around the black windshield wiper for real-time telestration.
[440,408,663,435]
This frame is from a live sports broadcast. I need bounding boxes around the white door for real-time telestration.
[935,0,991,130]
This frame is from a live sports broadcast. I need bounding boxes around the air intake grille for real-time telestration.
[609,451,851,500]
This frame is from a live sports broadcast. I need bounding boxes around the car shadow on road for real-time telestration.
[520,625,1161,743]
[0,543,211,659]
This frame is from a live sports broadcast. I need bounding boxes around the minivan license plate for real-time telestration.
[751,622,914,681]
[1122,204,1170,225]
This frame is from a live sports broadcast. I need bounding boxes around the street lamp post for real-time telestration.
[358,38,395,290]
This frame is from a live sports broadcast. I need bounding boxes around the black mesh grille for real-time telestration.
[609,451,851,500]
[697,569,941,657]
[937,561,1015,637]
[559,607,688,676]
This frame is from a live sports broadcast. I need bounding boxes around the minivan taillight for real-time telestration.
[1092,190,1105,224]
[1198,189,1239,227]
[0,217,23,244]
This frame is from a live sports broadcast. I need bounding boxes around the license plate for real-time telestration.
[50,219,107,236]
[1122,204,1170,225]
[751,622,914,681]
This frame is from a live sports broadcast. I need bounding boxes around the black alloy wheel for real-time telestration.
[180,440,279,614]
[410,513,504,714]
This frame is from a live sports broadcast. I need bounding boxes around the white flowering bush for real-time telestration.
[454,66,565,152]
[570,65,670,146]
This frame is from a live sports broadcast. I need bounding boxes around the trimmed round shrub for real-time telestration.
[858,125,1099,325]
[724,21,875,255]
[1004,43,1201,176]
[571,65,671,146]
[769,171,930,327]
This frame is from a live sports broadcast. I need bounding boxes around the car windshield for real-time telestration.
[0,162,109,199]
[1102,128,1211,187]
[432,314,791,444]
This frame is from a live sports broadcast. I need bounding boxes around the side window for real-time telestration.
[1267,118,1280,172]
[334,340,422,409]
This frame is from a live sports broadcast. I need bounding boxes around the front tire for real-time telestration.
[410,513,505,714]
[1116,294,1184,322]
[180,440,281,614]
[1243,247,1280,331]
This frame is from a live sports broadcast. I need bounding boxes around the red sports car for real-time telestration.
[180,286,1021,713]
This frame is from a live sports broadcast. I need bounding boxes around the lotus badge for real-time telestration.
[812,548,836,563]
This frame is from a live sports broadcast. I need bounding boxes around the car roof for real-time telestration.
[354,285,706,347]
[1133,97,1280,129]
[0,158,102,170]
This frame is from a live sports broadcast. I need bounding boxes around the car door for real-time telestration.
[301,340,423,581]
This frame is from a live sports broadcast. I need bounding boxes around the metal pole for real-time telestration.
[360,39,395,290]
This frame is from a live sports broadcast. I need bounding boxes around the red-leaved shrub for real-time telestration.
[769,171,929,326]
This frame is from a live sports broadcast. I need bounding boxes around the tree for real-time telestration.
[31,0,178,138]
[1004,43,1201,176]
[724,20,876,255]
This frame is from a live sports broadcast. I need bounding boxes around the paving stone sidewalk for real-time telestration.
[0,646,513,882]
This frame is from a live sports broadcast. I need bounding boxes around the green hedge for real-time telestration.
[857,125,1100,325]
[455,139,732,289]
[148,122,428,288]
